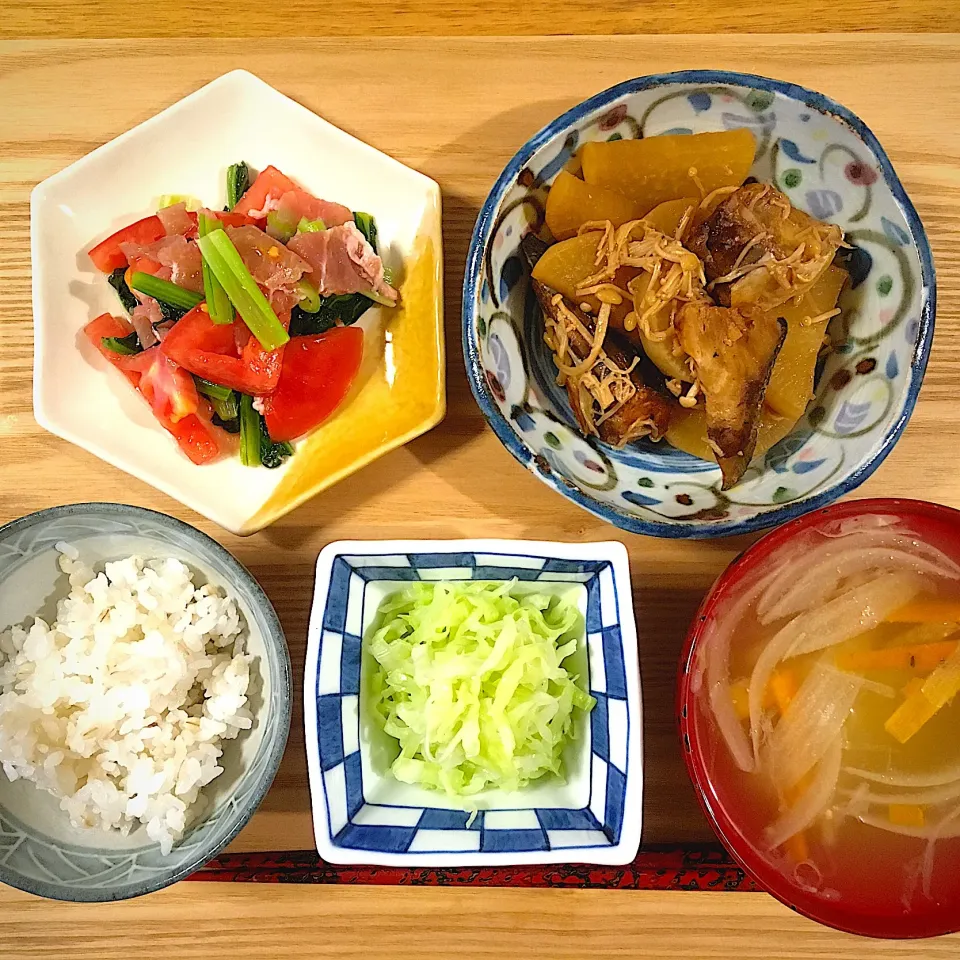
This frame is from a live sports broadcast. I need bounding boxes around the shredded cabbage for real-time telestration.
[368,580,595,799]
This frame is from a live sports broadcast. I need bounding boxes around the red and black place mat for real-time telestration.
[191,844,756,891]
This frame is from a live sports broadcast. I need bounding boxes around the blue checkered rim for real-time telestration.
[461,69,936,540]
[313,551,630,855]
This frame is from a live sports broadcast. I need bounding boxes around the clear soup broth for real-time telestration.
[688,508,960,936]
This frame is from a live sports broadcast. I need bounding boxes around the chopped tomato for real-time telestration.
[82,314,227,464]
[261,327,364,442]
[127,349,201,424]
[233,165,299,217]
[160,304,286,395]
[88,216,166,273]
[84,313,141,386]
[162,413,228,465]
[213,211,264,229]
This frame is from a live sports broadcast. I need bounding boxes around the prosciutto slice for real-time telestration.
[273,189,353,229]
[157,202,197,238]
[119,235,204,293]
[288,222,398,303]
[225,225,311,294]
[131,299,162,348]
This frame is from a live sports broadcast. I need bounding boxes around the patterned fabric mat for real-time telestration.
[190,844,757,890]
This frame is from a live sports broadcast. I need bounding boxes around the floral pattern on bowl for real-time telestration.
[463,71,935,538]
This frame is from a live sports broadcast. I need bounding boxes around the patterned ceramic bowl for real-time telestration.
[0,504,291,901]
[463,71,934,538]
[304,540,642,865]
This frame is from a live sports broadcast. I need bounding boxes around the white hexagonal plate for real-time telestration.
[32,70,443,535]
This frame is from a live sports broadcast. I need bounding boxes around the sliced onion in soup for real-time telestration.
[844,760,960,789]
[749,572,922,762]
[765,737,843,850]
[841,779,960,809]
[756,528,959,624]
[760,547,960,625]
[764,661,864,791]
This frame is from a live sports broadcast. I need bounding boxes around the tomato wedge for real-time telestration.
[161,304,286,395]
[83,313,228,464]
[233,165,299,217]
[261,327,364,442]
[127,349,202,425]
[88,216,166,273]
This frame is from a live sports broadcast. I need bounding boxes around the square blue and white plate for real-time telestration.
[304,539,642,865]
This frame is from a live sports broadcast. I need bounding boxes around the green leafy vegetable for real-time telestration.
[226,162,250,211]
[157,301,189,323]
[196,230,290,351]
[289,293,373,337]
[129,272,204,311]
[212,413,240,435]
[266,210,297,243]
[353,211,378,252]
[296,217,326,234]
[368,580,595,799]
[260,421,294,469]
[238,395,292,468]
[194,377,233,402]
[197,214,235,325]
[107,267,138,313]
[295,280,321,314]
[239,394,261,467]
[212,394,239,422]
[101,333,141,355]
[195,378,239,420]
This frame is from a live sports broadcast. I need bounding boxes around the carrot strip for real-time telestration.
[885,645,960,744]
[886,599,960,623]
[889,804,925,828]
[921,645,960,709]
[836,640,959,673]
[730,678,781,720]
[902,677,924,698]
[885,692,938,744]
[730,680,750,721]
[769,669,798,715]
[784,830,810,863]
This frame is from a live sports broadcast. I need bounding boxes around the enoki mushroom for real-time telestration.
[543,293,639,437]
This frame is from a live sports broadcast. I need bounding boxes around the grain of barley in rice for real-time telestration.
[0,543,253,854]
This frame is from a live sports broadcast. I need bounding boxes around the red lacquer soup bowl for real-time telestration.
[678,498,960,939]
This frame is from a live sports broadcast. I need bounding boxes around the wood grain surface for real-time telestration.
[3,882,960,958]
[2,33,960,950]
[2,0,959,37]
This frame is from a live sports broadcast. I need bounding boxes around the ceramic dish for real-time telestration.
[32,70,445,536]
[304,539,642,865]
[462,70,934,538]
[0,503,291,901]
[678,498,960,939]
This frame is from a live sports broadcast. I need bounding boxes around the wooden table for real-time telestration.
[2,26,960,959]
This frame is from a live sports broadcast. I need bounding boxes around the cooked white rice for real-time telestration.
[0,543,253,855]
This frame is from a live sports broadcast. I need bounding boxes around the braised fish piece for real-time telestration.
[676,302,787,488]
[532,278,671,447]
[687,182,843,311]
